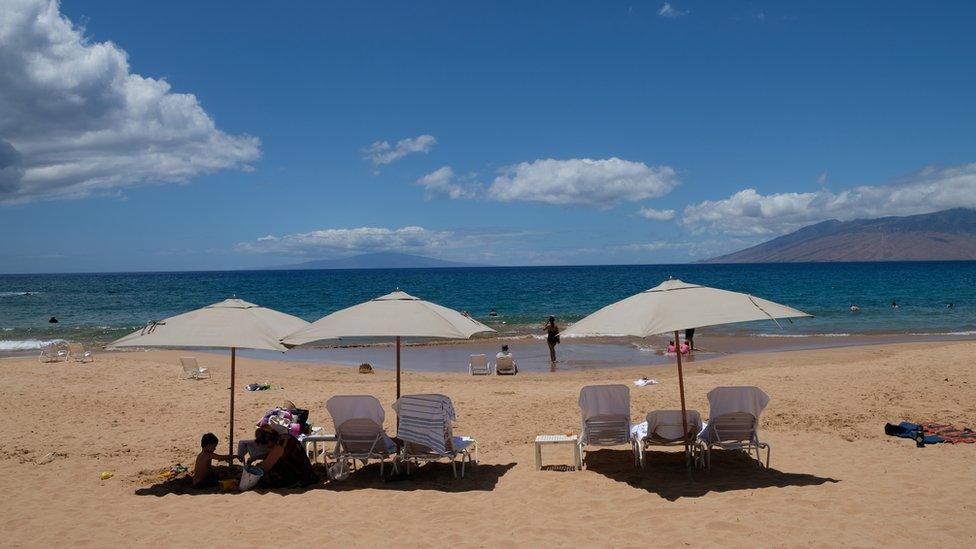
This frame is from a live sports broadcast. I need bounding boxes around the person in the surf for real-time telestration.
[543,316,560,363]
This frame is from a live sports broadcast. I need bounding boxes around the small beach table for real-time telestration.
[299,430,336,464]
[534,434,581,471]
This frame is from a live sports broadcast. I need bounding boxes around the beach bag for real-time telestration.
[267,415,300,436]
[239,466,264,491]
[292,408,311,434]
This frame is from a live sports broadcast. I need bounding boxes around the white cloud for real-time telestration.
[362,134,436,166]
[0,0,260,204]
[415,166,478,199]
[683,163,976,236]
[237,226,450,256]
[487,158,679,207]
[658,3,688,19]
[616,241,682,252]
[637,206,676,221]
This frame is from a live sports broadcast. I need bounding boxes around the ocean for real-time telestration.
[2,262,975,355]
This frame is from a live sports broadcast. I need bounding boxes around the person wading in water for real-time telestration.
[543,316,560,363]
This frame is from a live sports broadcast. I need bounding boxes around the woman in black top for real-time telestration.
[249,427,316,488]
[543,316,560,363]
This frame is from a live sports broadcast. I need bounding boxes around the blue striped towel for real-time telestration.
[393,394,457,455]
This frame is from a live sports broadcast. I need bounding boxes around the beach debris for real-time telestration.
[245,382,274,391]
[358,362,374,374]
[36,451,68,465]
[158,464,188,479]
[99,471,114,480]
[634,377,660,387]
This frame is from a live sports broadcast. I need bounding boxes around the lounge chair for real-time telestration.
[700,386,771,468]
[495,355,517,375]
[38,342,68,363]
[578,384,638,468]
[468,354,491,375]
[67,343,93,363]
[393,393,478,478]
[178,357,211,380]
[326,395,398,477]
[634,409,705,468]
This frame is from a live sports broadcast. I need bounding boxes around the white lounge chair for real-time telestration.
[67,343,93,363]
[578,384,638,468]
[393,393,478,478]
[469,354,491,375]
[700,386,771,468]
[634,409,705,468]
[38,342,68,363]
[178,357,211,380]
[495,355,517,375]
[326,395,398,478]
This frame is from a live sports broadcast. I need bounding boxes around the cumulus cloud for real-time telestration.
[486,158,679,207]
[0,0,260,204]
[658,3,688,18]
[683,163,976,236]
[637,206,676,221]
[236,226,450,256]
[362,134,436,166]
[415,166,478,200]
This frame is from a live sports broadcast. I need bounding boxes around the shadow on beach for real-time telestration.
[134,462,516,496]
[584,449,839,501]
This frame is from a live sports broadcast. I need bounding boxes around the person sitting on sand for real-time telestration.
[192,432,234,488]
[248,426,315,488]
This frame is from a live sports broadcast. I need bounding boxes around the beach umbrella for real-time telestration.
[110,298,309,454]
[282,290,495,399]
[562,278,810,455]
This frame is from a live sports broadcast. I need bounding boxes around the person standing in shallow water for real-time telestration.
[543,316,560,363]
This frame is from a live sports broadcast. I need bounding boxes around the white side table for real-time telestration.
[534,434,581,471]
[299,430,336,464]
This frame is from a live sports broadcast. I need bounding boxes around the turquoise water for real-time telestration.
[1,262,975,351]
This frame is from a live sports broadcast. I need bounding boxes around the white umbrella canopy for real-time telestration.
[562,278,810,338]
[110,298,309,454]
[283,290,495,398]
[111,298,309,351]
[562,278,810,461]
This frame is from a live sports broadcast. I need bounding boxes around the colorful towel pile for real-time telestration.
[885,421,976,444]
[919,422,976,444]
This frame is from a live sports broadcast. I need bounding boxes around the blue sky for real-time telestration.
[2,0,975,273]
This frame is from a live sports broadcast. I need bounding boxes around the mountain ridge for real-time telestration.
[704,208,976,263]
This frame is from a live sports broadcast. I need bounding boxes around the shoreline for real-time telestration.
[8,331,976,371]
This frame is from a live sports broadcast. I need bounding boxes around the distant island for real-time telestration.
[705,208,976,263]
[273,251,486,270]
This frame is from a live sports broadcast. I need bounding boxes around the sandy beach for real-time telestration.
[2,341,975,547]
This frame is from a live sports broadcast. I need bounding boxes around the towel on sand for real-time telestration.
[885,421,976,444]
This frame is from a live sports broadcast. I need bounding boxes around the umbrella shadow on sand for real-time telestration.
[584,449,839,501]
[135,462,516,496]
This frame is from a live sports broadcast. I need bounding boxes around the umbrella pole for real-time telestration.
[675,330,690,464]
[395,336,401,399]
[229,347,236,457]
